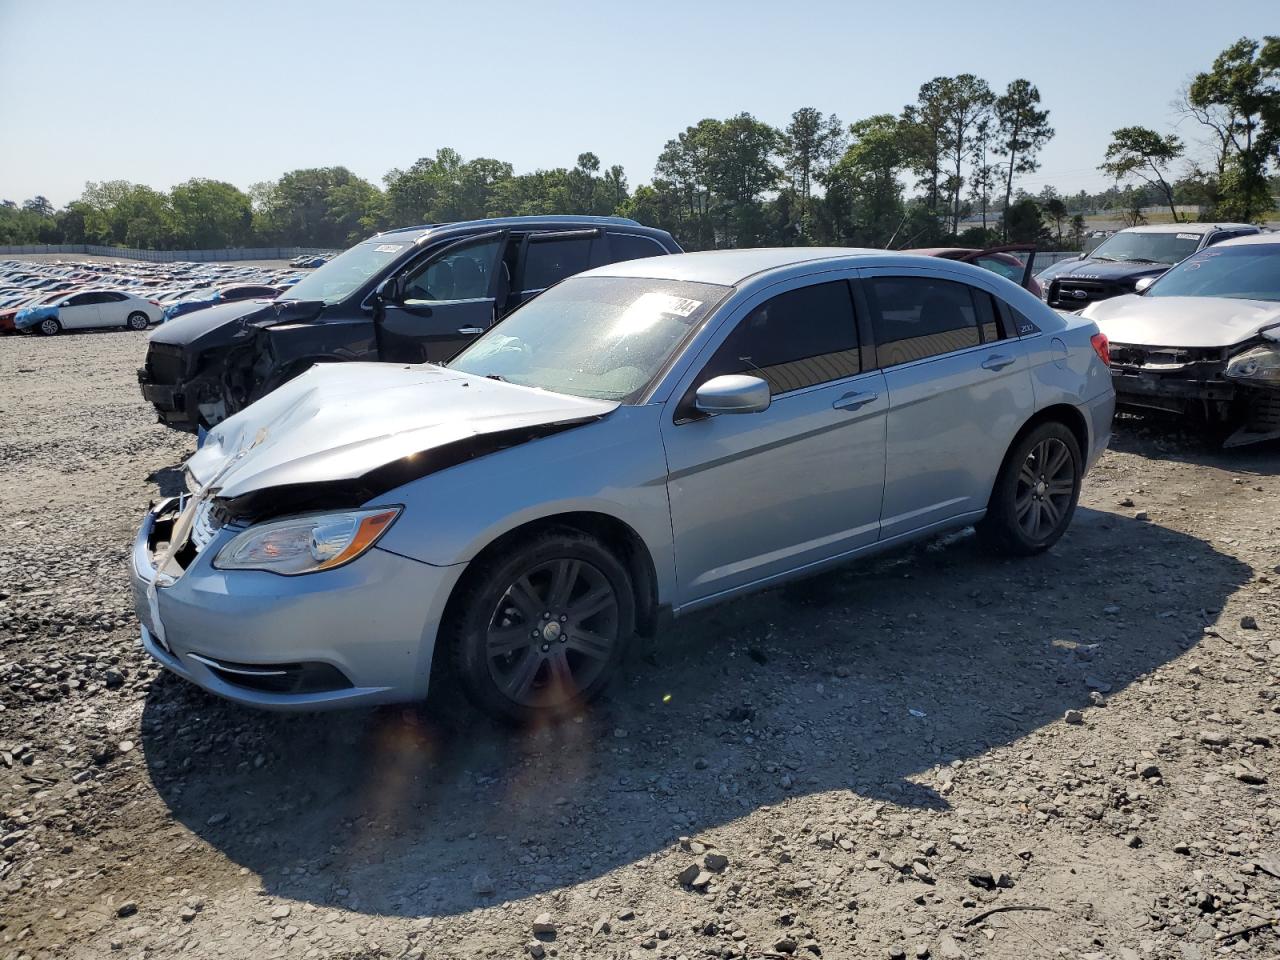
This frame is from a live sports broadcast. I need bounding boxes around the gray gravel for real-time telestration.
[2,327,1280,959]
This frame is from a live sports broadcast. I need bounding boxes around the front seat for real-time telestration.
[451,257,485,300]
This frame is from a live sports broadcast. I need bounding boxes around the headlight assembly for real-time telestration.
[214,507,401,575]
[1224,345,1280,385]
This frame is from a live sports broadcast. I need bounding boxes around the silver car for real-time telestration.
[130,249,1115,722]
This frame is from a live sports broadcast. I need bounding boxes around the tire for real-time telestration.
[126,311,150,331]
[37,317,61,336]
[446,528,635,724]
[977,420,1082,556]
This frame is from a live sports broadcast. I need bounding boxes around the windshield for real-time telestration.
[279,239,409,305]
[449,276,730,402]
[1147,244,1280,302]
[1089,230,1201,265]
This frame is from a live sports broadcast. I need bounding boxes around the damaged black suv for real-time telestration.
[138,216,682,431]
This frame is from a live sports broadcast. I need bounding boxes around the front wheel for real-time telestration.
[37,317,61,336]
[447,529,634,723]
[126,311,150,331]
[977,421,1082,556]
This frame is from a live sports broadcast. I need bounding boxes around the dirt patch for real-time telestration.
[2,329,1279,959]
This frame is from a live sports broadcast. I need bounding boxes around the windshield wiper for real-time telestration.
[484,374,508,382]
[1091,255,1118,262]
[1121,257,1161,264]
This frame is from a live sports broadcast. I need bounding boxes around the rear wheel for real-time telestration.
[977,421,1082,555]
[37,317,61,336]
[126,311,150,331]
[447,529,634,724]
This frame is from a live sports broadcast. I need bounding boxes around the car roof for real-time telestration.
[584,247,910,285]
[371,215,649,244]
[1119,222,1257,235]
[1218,232,1280,248]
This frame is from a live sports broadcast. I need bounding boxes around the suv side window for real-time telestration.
[866,276,984,366]
[521,236,594,293]
[403,238,503,304]
[607,233,666,264]
[697,280,860,396]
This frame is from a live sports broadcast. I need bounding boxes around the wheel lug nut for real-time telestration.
[559,614,567,622]
[540,643,549,652]
[542,611,551,619]
[530,630,540,638]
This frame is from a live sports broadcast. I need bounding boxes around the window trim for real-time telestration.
[604,231,669,262]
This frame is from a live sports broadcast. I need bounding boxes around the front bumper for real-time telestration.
[130,497,466,710]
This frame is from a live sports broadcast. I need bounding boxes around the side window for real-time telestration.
[521,237,593,292]
[606,233,666,264]
[104,291,129,302]
[67,292,95,306]
[698,281,860,396]
[403,238,502,304]
[866,276,983,366]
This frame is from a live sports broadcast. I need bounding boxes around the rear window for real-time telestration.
[521,237,594,292]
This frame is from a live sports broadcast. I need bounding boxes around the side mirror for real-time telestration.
[1134,276,1156,294]
[694,375,770,416]
[375,275,401,305]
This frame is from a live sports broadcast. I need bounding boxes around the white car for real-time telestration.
[1082,233,1280,446]
[16,289,164,335]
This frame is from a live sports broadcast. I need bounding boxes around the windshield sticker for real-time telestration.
[1176,233,1199,241]
[636,292,703,317]
[374,244,404,253]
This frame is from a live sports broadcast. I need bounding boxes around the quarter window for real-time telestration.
[867,276,991,365]
[699,281,860,396]
[521,236,594,292]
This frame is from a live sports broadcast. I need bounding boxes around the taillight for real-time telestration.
[1090,332,1110,367]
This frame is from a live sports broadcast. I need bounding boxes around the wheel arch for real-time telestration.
[988,402,1089,506]
[438,511,663,662]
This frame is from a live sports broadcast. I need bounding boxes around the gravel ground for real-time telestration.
[2,327,1279,960]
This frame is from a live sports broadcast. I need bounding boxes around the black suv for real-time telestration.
[139,216,682,431]
[1037,222,1260,310]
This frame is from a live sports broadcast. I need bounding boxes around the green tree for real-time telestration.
[1187,36,1280,221]
[780,107,845,241]
[826,114,911,246]
[1004,197,1048,243]
[169,178,253,248]
[994,80,1054,240]
[1099,126,1185,221]
[256,167,382,246]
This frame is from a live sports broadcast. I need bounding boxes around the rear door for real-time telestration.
[507,229,602,312]
[376,230,509,363]
[858,266,1034,540]
[59,292,103,329]
[99,291,131,326]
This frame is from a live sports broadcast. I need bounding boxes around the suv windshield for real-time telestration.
[279,239,411,305]
[1089,230,1201,265]
[449,276,729,402]
[1147,244,1280,302]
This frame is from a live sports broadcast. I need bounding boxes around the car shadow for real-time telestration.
[140,506,1249,918]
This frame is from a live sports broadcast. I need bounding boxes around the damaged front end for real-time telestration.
[138,299,331,432]
[1109,330,1280,446]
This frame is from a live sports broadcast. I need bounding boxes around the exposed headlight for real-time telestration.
[214,507,401,575]
[1224,345,1280,384]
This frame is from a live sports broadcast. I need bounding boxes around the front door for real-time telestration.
[59,292,102,329]
[661,277,888,607]
[858,267,1034,540]
[377,231,508,363]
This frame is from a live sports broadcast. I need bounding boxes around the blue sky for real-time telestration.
[1,0,1275,207]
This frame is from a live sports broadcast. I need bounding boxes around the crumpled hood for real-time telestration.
[1083,295,1280,348]
[188,362,618,500]
[148,299,320,347]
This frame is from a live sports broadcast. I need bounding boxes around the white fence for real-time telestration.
[0,244,340,262]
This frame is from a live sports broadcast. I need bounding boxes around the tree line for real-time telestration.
[2,36,1275,254]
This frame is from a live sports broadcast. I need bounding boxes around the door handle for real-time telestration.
[832,390,879,411]
[457,326,484,335]
[981,354,1016,371]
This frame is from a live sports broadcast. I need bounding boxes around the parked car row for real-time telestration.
[0,257,304,335]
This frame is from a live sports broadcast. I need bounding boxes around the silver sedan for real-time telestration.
[130,249,1115,721]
